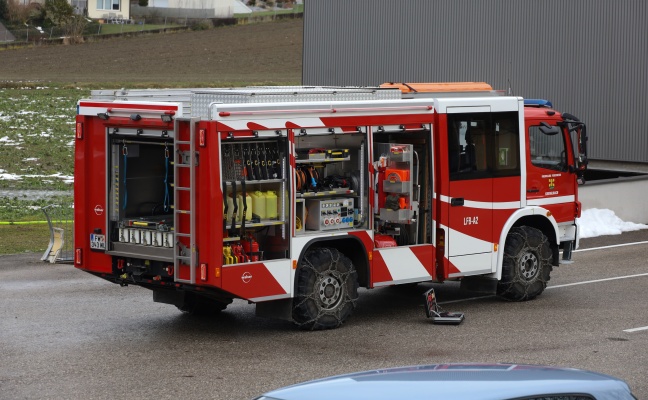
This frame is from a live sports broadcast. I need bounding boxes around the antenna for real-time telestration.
[507,60,514,95]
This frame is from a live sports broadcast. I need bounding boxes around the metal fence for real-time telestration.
[41,204,74,264]
[3,14,246,45]
[0,20,182,45]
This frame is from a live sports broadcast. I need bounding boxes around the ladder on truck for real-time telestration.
[173,118,199,284]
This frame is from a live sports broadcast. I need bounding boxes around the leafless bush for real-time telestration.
[6,0,31,23]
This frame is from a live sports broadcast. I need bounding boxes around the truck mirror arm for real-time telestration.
[539,121,561,135]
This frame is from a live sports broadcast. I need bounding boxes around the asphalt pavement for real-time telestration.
[1,231,647,399]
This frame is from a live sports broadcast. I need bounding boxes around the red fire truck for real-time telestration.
[74,83,588,329]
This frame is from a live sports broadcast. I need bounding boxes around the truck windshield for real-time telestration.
[529,126,567,172]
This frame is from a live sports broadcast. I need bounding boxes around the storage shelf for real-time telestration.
[228,219,285,229]
[296,189,354,198]
[224,179,284,185]
[295,156,350,164]
[379,208,414,222]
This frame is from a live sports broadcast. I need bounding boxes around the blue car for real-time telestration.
[254,363,636,400]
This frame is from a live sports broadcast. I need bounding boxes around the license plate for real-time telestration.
[90,234,106,250]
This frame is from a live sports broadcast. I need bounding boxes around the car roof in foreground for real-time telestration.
[255,363,635,400]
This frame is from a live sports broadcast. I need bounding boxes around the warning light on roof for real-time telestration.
[524,99,553,108]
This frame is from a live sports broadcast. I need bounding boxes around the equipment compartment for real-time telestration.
[294,130,368,233]
[220,137,290,263]
[108,137,175,261]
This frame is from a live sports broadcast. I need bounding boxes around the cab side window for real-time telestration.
[492,114,519,175]
[529,126,567,172]
[448,117,489,178]
[448,112,520,180]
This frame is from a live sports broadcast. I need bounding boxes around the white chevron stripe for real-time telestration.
[379,247,430,281]
[448,226,491,255]
[448,253,492,277]
[263,260,292,295]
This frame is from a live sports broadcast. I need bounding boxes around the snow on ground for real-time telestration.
[0,170,73,183]
[0,168,20,180]
[578,208,648,238]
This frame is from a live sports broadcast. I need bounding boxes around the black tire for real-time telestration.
[293,247,359,330]
[177,293,232,315]
[497,226,552,301]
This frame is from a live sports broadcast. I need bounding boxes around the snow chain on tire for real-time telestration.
[497,226,553,301]
[293,247,359,330]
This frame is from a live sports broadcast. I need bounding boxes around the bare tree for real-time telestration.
[44,0,87,44]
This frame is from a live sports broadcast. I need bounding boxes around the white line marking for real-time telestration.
[438,241,648,305]
[623,326,648,333]
[575,240,648,253]
[546,273,648,289]
[438,273,648,305]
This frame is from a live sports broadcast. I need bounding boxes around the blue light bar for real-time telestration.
[524,99,553,108]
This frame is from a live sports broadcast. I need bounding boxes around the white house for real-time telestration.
[83,0,131,21]
[145,0,251,18]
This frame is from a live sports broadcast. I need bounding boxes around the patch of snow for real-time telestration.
[578,208,648,238]
[0,172,21,180]
[0,171,74,183]
[0,136,19,146]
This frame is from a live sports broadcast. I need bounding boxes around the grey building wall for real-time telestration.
[302,0,648,163]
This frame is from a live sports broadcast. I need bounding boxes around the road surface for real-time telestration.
[1,231,646,399]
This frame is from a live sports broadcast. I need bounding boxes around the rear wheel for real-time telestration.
[293,247,358,330]
[497,226,552,301]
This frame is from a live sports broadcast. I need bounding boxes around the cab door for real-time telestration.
[445,109,522,277]
[525,117,576,223]
[446,108,493,276]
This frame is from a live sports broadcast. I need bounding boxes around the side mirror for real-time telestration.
[539,122,561,135]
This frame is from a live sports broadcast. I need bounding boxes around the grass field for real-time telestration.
[0,86,79,191]
[97,24,177,35]
[0,18,303,84]
[0,224,50,254]
[0,85,78,241]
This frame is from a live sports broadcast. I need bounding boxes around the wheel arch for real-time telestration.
[295,236,370,290]
[496,207,560,279]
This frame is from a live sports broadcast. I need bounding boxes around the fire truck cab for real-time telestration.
[74,83,587,329]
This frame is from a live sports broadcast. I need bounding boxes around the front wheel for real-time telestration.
[497,226,552,301]
[293,247,358,330]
